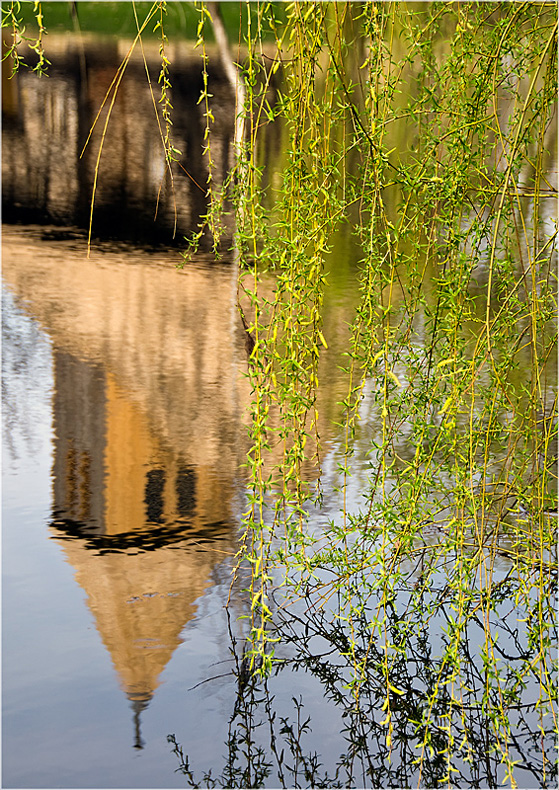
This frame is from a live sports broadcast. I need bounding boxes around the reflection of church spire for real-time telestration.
[129,696,151,750]
[4,221,245,747]
[48,353,236,749]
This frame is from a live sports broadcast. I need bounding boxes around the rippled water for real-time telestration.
[3,30,556,790]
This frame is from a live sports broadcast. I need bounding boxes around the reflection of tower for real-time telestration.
[49,348,234,748]
[52,349,207,540]
[3,225,250,747]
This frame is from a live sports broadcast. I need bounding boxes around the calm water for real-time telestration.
[3,32,556,790]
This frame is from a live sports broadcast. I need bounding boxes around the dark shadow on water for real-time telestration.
[50,515,233,555]
[2,36,275,248]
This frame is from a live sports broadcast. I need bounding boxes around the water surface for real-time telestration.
[3,29,556,790]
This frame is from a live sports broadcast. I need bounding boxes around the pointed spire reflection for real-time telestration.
[129,696,151,750]
[2,226,249,747]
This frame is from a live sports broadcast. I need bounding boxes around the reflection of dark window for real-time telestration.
[145,469,165,523]
[176,466,196,517]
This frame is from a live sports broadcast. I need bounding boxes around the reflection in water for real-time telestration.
[4,28,555,787]
[145,468,166,524]
[176,466,196,518]
[52,352,106,532]
[2,35,247,245]
[170,578,557,789]
[2,284,53,464]
[2,223,252,748]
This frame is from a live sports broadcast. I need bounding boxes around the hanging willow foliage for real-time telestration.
[193,3,557,782]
